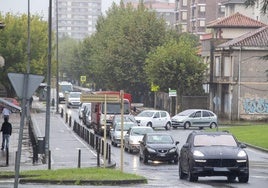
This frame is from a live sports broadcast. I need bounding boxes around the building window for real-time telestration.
[215,56,221,77]
[182,12,187,20]
[199,5,205,12]
[223,56,232,77]
[182,0,187,6]
[199,20,205,27]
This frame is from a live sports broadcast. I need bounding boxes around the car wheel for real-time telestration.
[147,122,152,127]
[143,154,148,164]
[165,122,171,130]
[238,174,249,183]
[179,163,187,179]
[184,122,190,129]
[227,175,236,182]
[174,157,178,164]
[210,122,217,129]
[187,166,198,182]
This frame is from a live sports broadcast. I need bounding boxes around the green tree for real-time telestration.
[145,33,206,96]
[85,2,167,100]
[245,0,268,13]
[0,13,48,97]
[58,36,79,82]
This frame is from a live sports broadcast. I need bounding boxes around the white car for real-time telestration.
[135,110,172,130]
[124,126,154,153]
[66,92,81,108]
[78,103,91,119]
[171,109,218,129]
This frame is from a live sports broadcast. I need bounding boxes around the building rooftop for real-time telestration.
[217,26,268,48]
[207,12,266,28]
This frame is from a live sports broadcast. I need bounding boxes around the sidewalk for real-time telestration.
[0,99,99,171]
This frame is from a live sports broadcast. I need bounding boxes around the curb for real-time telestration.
[19,178,147,186]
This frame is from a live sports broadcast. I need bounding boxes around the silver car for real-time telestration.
[124,126,154,153]
[171,109,218,129]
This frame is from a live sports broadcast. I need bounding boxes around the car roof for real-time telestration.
[141,110,168,113]
[190,131,232,136]
[145,132,171,136]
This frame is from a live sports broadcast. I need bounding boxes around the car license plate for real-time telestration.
[160,153,166,157]
[214,167,228,172]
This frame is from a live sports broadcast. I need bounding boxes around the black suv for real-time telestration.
[179,131,249,183]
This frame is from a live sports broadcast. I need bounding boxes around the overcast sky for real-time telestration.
[0,0,120,18]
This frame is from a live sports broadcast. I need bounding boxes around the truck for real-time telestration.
[90,91,132,136]
[58,81,73,103]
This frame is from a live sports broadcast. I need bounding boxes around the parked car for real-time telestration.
[135,110,172,130]
[78,102,91,119]
[110,115,138,147]
[124,126,154,153]
[171,109,218,129]
[179,131,249,183]
[66,92,81,108]
[139,132,179,164]
[84,106,92,128]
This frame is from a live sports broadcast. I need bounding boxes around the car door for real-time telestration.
[180,134,193,172]
[160,111,169,127]
[190,110,202,127]
[151,111,161,127]
[201,110,212,127]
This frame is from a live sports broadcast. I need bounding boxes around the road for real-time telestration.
[66,106,268,188]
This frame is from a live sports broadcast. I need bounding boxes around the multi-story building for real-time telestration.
[222,0,268,24]
[53,0,102,40]
[177,0,225,35]
[124,0,178,28]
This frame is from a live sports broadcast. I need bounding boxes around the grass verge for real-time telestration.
[214,124,268,149]
[0,167,147,185]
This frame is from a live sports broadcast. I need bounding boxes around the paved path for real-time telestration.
[0,99,99,176]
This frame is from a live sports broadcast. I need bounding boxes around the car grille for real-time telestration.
[157,149,168,153]
[197,159,243,167]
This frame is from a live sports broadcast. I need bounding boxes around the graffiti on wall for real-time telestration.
[243,98,268,114]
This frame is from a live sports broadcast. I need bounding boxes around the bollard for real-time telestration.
[108,144,111,164]
[69,116,72,127]
[61,108,63,118]
[48,150,51,170]
[6,148,9,166]
[78,149,81,168]
[97,147,100,167]
[65,113,68,123]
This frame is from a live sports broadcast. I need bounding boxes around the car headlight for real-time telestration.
[147,147,156,153]
[193,150,204,157]
[169,147,177,153]
[237,150,247,157]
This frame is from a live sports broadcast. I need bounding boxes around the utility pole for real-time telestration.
[45,0,52,164]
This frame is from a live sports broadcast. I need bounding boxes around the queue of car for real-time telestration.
[76,104,249,183]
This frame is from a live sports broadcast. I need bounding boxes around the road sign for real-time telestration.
[8,73,44,99]
[80,75,86,82]
[169,89,177,97]
[81,94,119,102]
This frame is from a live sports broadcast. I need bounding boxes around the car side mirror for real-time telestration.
[183,143,190,148]
[239,143,247,148]
[175,141,180,145]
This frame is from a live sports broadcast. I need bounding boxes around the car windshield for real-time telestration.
[131,128,153,136]
[115,122,134,131]
[114,116,135,123]
[69,92,80,98]
[177,110,195,116]
[194,135,237,147]
[147,135,173,144]
[137,111,154,117]
[102,103,130,114]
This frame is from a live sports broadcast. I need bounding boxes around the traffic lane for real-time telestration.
[110,128,268,187]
